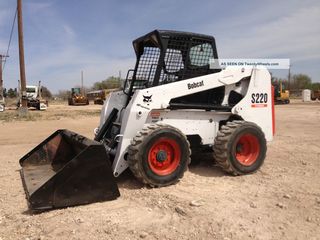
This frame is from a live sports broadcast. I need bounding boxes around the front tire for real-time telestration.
[213,121,267,175]
[128,123,191,187]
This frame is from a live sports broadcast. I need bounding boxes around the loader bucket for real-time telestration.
[19,129,120,211]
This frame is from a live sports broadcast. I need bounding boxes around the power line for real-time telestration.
[2,7,18,72]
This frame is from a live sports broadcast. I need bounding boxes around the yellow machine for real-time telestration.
[87,88,119,105]
[68,87,89,105]
[274,81,290,104]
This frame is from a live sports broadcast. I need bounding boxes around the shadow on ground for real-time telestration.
[189,151,226,178]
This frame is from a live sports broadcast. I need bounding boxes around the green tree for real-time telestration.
[92,76,121,90]
[271,76,277,85]
[92,82,105,90]
[292,74,312,89]
[2,88,6,98]
[56,90,71,100]
[310,82,320,91]
[41,86,52,99]
[272,77,289,89]
[273,73,317,90]
[7,88,17,98]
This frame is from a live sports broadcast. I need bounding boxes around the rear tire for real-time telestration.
[128,123,191,187]
[213,121,267,175]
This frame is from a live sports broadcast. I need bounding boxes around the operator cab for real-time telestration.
[124,30,223,101]
[26,86,38,99]
[71,87,81,96]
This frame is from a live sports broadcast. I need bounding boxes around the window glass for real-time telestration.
[74,88,80,94]
[26,88,36,93]
[164,49,184,73]
[189,43,214,67]
[136,47,160,84]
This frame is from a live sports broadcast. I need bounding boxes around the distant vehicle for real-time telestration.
[87,88,119,105]
[273,81,290,104]
[0,86,5,112]
[68,87,89,105]
[311,90,320,101]
[0,95,4,112]
[17,82,48,110]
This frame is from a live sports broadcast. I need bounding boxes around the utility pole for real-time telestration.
[0,54,9,100]
[18,79,21,99]
[81,70,84,94]
[38,80,42,99]
[0,55,8,112]
[288,65,291,91]
[17,0,28,113]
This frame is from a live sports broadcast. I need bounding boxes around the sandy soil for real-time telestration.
[0,101,319,240]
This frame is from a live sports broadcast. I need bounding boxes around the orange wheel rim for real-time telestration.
[235,134,260,166]
[148,138,181,176]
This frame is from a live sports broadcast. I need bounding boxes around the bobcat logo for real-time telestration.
[143,95,152,102]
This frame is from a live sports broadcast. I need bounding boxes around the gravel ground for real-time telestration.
[0,101,319,240]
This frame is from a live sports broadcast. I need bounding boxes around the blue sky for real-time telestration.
[0,0,319,93]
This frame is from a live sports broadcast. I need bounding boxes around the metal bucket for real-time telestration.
[19,129,120,211]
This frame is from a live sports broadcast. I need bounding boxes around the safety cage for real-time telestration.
[124,30,220,94]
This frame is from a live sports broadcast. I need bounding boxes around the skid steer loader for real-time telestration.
[20,30,275,210]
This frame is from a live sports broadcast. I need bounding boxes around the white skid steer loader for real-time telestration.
[19,30,275,210]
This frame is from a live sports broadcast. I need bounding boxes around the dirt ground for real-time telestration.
[0,101,319,240]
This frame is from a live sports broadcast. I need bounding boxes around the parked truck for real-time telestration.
[0,95,4,112]
[87,88,119,105]
[17,81,48,110]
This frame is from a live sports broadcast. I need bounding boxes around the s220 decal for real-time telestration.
[251,93,268,103]
[251,93,268,107]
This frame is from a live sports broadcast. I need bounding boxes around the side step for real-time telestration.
[19,129,120,211]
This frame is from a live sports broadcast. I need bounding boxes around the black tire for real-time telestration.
[213,121,267,175]
[311,97,316,101]
[128,123,191,187]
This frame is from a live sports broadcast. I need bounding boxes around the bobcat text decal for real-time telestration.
[187,80,204,90]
